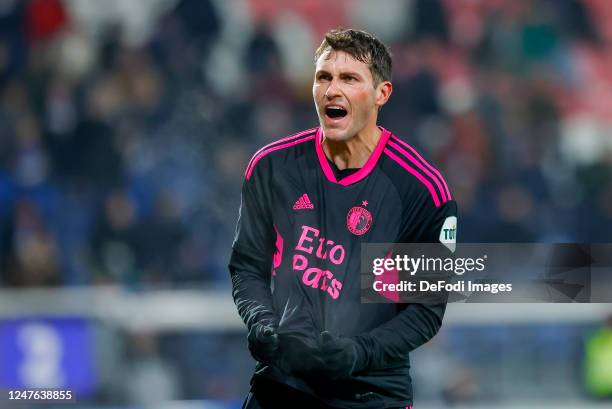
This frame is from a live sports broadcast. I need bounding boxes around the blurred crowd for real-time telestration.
[1,0,611,288]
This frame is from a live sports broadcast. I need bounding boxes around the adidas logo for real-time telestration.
[293,193,314,210]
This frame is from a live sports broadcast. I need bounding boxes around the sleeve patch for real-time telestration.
[439,216,457,253]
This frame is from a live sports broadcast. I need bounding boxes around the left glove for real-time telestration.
[316,331,367,380]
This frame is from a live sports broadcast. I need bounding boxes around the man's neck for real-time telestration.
[322,125,382,170]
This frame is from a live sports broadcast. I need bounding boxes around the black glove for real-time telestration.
[277,332,326,374]
[315,331,366,379]
[247,322,279,364]
[276,297,326,374]
[276,273,328,375]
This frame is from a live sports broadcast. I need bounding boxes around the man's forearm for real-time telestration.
[229,250,277,329]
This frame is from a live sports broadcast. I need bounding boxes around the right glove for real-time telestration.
[247,322,280,364]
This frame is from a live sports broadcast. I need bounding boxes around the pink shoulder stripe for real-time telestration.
[245,135,316,180]
[245,128,317,176]
[390,135,452,200]
[384,148,442,207]
[388,140,448,202]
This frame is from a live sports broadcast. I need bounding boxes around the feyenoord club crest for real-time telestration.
[346,201,373,236]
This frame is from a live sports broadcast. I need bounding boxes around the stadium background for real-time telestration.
[0,0,611,408]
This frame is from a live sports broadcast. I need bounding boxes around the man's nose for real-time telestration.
[325,79,341,99]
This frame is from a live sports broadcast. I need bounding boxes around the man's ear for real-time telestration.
[375,81,393,108]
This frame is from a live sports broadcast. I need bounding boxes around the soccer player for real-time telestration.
[229,28,457,409]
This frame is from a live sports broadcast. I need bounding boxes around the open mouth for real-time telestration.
[325,106,348,119]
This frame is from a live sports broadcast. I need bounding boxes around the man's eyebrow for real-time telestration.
[314,69,363,78]
[340,71,362,78]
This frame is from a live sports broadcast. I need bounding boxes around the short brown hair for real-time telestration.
[314,28,392,85]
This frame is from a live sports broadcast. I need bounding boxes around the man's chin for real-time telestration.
[321,126,351,142]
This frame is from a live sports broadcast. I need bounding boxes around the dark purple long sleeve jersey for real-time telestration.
[229,126,457,408]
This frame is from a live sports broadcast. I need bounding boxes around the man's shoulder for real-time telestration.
[244,127,318,181]
[381,130,453,209]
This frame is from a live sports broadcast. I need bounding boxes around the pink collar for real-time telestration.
[315,126,391,186]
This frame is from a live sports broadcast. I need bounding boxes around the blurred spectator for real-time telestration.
[584,315,612,399]
[25,0,68,44]
[413,0,449,42]
[244,21,281,76]
[3,199,60,286]
[137,190,186,283]
[173,0,220,50]
[90,189,141,284]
